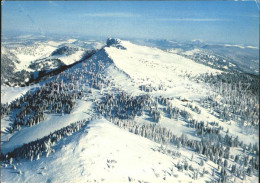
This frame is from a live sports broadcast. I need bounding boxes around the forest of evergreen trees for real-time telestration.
[1,119,89,162]
[95,92,259,182]
[197,72,259,127]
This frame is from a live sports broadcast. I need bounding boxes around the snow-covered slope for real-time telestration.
[1,38,259,183]
[1,85,39,105]
[106,39,219,76]
[9,43,57,72]
[2,119,194,183]
[104,39,220,101]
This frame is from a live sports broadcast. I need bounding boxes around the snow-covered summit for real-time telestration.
[106,38,126,50]
[106,38,121,46]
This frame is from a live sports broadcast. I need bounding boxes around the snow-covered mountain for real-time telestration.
[1,38,103,86]
[1,38,259,183]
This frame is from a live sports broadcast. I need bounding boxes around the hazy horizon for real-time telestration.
[2,1,259,46]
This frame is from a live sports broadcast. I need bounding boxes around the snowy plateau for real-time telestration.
[1,37,259,183]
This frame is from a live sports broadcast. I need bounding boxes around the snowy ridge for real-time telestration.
[103,39,220,100]
[106,39,219,76]
[2,119,198,183]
